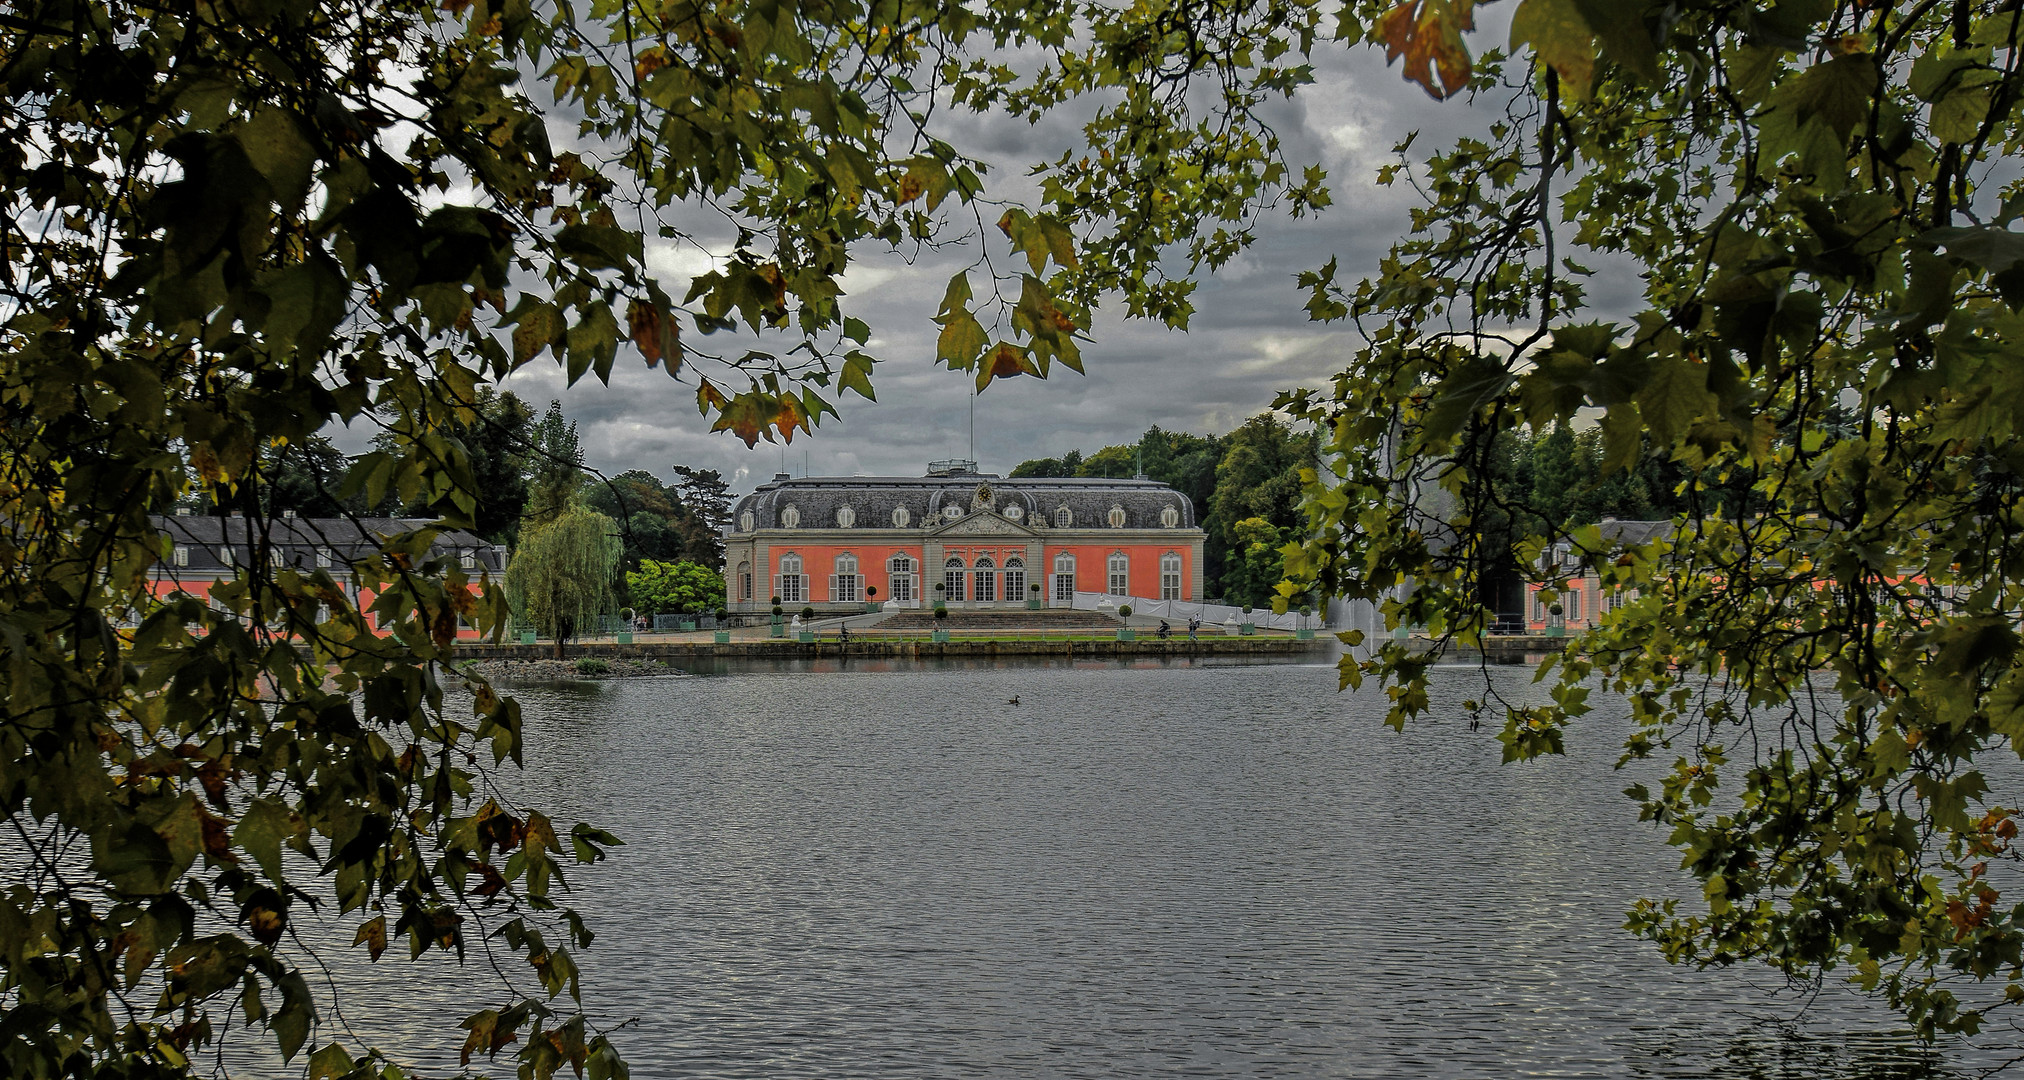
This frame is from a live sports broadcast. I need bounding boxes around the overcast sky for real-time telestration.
[356,26,1562,496]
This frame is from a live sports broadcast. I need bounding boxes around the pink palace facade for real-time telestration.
[723,462,1207,615]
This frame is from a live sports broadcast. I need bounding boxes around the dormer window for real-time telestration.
[836,505,856,528]
[740,511,755,532]
[173,545,189,567]
[942,504,963,521]
[892,506,911,528]
[1003,504,1024,522]
[461,551,476,569]
[1160,505,1180,528]
[1107,506,1127,528]
[781,505,800,529]
[1054,506,1073,528]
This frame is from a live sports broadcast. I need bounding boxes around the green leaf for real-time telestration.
[1634,357,1717,447]
[555,224,642,271]
[838,350,877,401]
[238,107,317,205]
[234,798,294,885]
[1511,0,1596,96]
[1421,356,1513,444]
[512,301,566,366]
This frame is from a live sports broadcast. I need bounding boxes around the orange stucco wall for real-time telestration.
[758,541,1194,602]
[1040,543,1188,598]
[144,576,492,639]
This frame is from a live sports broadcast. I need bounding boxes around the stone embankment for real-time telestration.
[457,636,1327,664]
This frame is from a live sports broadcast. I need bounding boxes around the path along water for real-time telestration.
[264,657,2022,1076]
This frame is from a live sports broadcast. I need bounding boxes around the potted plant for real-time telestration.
[1028,582,1043,610]
[1239,606,1256,636]
[770,597,785,638]
[616,607,634,645]
[798,605,817,643]
[864,584,880,613]
[933,581,947,612]
[1116,603,1135,642]
[677,604,697,632]
[1296,607,1316,640]
[1546,601,1566,638]
[931,605,950,643]
[713,607,731,644]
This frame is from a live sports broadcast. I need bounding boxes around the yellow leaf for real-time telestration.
[1510,0,1595,98]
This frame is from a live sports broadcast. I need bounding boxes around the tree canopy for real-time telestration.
[506,504,623,656]
[625,560,728,617]
[1283,0,2024,1039]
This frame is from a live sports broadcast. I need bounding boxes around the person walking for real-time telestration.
[1186,615,1199,641]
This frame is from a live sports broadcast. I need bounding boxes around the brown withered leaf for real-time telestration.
[352,915,388,961]
[1377,0,1476,100]
[627,298,679,370]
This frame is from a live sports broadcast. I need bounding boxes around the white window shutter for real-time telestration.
[772,574,782,599]
[828,574,838,600]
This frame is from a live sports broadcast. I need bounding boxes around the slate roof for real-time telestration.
[150,514,505,574]
[728,470,1199,534]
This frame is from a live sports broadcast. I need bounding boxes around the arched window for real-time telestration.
[1003,557,1026,600]
[1054,506,1073,528]
[973,555,997,602]
[1052,552,1076,602]
[781,505,800,529]
[886,553,917,602]
[1003,504,1024,522]
[831,552,860,602]
[1107,551,1130,596]
[1107,505,1127,528]
[892,506,911,528]
[1160,551,1183,600]
[835,505,856,528]
[740,511,755,532]
[774,553,807,604]
[943,556,967,601]
[942,504,963,521]
[738,560,752,602]
[1160,504,1180,528]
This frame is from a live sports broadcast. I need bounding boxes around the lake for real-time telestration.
[298,655,2011,1078]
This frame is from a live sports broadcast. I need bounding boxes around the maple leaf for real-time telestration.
[626,298,679,370]
[1376,0,1476,100]
[977,341,1040,390]
[1510,0,1595,98]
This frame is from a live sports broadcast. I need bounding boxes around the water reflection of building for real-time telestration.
[723,461,1206,615]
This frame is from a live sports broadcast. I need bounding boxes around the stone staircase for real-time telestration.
[877,608,1122,631]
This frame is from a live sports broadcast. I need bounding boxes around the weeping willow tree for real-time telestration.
[506,505,622,658]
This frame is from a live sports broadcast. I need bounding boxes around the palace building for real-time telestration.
[723,461,1206,614]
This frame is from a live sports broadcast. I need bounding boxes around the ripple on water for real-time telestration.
[252,660,2018,1078]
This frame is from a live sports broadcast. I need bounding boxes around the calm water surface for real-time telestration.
[303,657,2017,1078]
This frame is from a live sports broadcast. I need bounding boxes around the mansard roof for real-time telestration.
[728,470,1198,534]
[150,514,504,574]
